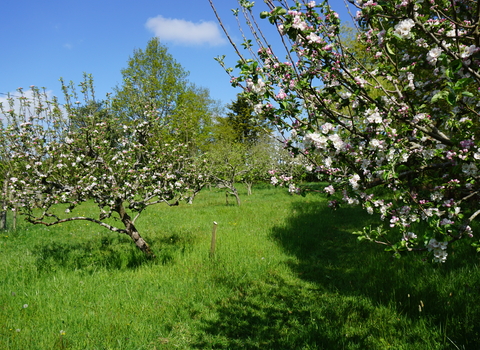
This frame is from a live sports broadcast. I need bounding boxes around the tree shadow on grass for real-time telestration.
[32,231,198,273]
[193,200,480,349]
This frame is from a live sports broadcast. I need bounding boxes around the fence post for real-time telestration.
[210,221,218,258]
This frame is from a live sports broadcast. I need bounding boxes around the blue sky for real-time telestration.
[0,0,354,108]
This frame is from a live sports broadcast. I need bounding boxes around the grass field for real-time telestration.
[1,184,480,349]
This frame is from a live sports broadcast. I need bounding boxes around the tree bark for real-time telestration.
[0,210,6,230]
[12,209,16,230]
[115,201,155,259]
[245,182,253,196]
[0,178,8,230]
[231,188,241,206]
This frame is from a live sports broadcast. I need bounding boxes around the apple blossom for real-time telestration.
[393,19,415,39]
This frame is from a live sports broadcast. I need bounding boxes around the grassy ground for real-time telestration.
[1,184,480,349]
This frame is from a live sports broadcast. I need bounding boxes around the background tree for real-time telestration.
[112,37,187,124]
[112,37,215,152]
[169,84,217,153]
[241,137,277,195]
[209,93,275,198]
[218,94,271,144]
[206,140,247,206]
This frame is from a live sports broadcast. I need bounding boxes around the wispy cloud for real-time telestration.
[145,15,226,46]
[0,89,55,123]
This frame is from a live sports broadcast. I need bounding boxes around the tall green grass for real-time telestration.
[1,184,479,349]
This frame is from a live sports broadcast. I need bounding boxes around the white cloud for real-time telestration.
[145,15,226,46]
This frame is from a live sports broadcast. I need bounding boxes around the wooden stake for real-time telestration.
[210,221,218,258]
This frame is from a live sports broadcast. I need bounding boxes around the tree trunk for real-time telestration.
[224,185,241,206]
[234,191,241,206]
[12,209,16,230]
[245,182,253,196]
[0,210,6,230]
[116,201,155,259]
[1,178,8,230]
[230,188,241,206]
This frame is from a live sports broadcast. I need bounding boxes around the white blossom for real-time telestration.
[426,47,442,65]
[394,18,415,39]
[365,108,382,124]
[459,45,477,58]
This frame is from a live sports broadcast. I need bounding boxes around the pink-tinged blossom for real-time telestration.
[390,215,399,227]
[354,76,368,87]
[276,89,287,100]
[377,30,386,45]
[433,249,448,263]
[464,225,474,238]
[328,200,339,209]
[459,45,477,58]
[407,72,415,90]
[292,15,308,31]
[403,232,417,241]
[288,183,299,193]
[459,139,474,149]
[462,162,478,176]
[306,33,322,44]
[324,185,335,195]
[439,218,454,225]
[320,122,334,134]
[370,139,383,149]
[329,134,345,151]
[412,113,427,123]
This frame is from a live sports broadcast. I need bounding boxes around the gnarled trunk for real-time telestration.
[116,201,155,259]
[226,187,241,206]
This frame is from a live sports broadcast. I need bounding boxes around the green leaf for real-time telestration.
[455,77,474,89]
[450,59,463,73]
[385,42,394,55]
[260,11,269,19]
[273,7,286,16]
[431,90,448,103]
[445,68,454,80]
[446,91,456,106]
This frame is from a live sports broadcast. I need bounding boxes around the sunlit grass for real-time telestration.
[1,184,480,349]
